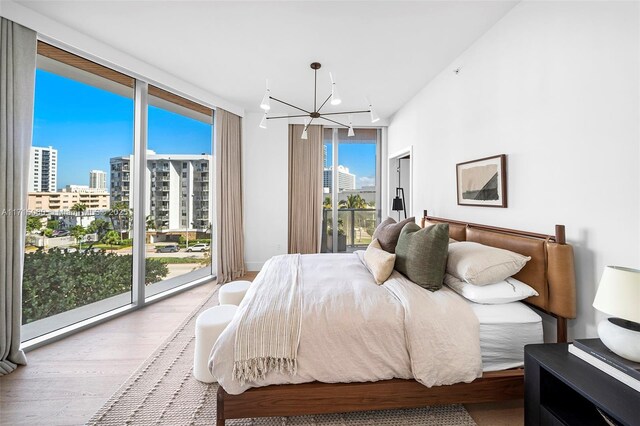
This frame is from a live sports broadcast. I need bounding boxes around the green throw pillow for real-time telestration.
[394,223,449,291]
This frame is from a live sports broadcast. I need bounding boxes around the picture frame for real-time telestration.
[456,154,507,208]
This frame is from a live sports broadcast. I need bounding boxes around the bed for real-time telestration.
[212,213,576,425]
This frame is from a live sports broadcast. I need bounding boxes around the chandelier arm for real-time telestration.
[316,94,333,114]
[269,96,311,114]
[318,116,350,128]
[266,114,310,120]
[304,117,315,131]
[317,110,371,117]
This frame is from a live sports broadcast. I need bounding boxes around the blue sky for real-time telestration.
[33,69,212,189]
[33,68,374,189]
[324,141,377,188]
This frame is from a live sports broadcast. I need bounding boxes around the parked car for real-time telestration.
[186,243,209,252]
[156,244,180,253]
[52,230,70,237]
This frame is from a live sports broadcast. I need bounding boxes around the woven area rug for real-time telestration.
[88,285,477,425]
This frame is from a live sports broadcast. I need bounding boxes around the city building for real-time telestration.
[62,184,108,193]
[110,152,212,231]
[27,191,110,211]
[323,144,327,168]
[323,165,356,192]
[28,146,57,192]
[89,170,107,190]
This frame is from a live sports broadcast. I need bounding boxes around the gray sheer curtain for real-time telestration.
[288,124,323,254]
[215,109,245,283]
[0,18,36,375]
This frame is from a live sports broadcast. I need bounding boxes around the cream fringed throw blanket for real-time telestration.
[233,254,302,384]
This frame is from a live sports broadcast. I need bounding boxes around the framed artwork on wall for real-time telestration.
[456,154,507,208]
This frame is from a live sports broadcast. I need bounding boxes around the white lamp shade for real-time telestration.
[259,113,267,129]
[330,72,341,105]
[331,85,342,105]
[593,266,640,323]
[260,90,271,111]
[301,120,308,140]
[348,126,355,137]
[370,107,380,123]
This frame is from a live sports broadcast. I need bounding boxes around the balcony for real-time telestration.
[321,208,377,253]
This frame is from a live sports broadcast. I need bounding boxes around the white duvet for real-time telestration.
[210,252,482,395]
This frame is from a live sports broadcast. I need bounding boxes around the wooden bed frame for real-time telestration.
[216,213,577,425]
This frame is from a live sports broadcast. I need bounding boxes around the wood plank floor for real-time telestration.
[0,272,522,425]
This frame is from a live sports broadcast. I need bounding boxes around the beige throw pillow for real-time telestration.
[364,239,396,285]
[447,241,531,286]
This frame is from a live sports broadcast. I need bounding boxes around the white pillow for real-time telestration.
[444,273,539,304]
[364,239,396,285]
[447,241,531,285]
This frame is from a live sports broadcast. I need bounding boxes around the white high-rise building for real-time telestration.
[110,152,212,231]
[28,146,58,192]
[323,165,356,192]
[89,170,107,191]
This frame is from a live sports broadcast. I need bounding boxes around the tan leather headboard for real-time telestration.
[423,216,576,320]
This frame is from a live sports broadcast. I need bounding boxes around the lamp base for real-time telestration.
[597,317,640,362]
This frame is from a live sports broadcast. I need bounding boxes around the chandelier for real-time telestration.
[258,62,380,139]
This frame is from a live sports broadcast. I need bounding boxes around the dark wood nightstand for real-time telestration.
[524,343,640,426]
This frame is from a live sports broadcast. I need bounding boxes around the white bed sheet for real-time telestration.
[468,301,543,371]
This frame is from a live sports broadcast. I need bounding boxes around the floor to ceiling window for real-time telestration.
[21,42,216,344]
[322,128,381,253]
[145,86,214,298]
[22,43,136,341]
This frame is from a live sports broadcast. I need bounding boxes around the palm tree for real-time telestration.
[70,225,86,250]
[338,194,367,209]
[87,218,111,240]
[323,196,332,210]
[70,203,87,216]
[106,201,131,240]
[146,215,157,231]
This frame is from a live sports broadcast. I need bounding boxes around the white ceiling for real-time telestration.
[17,1,518,120]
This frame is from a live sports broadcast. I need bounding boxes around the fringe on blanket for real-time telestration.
[233,357,298,384]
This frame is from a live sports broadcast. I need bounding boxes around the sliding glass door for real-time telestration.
[322,128,381,253]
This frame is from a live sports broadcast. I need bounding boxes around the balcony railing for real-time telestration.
[321,208,378,253]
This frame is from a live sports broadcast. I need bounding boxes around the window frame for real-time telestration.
[22,41,217,351]
[324,127,382,253]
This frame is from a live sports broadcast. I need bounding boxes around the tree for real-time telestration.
[146,215,156,231]
[26,216,43,234]
[71,203,87,215]
[101,230,121,252]
[43,228,54,238]
[106,201,132,239]
[87,218,111,240]
[46,219,60,230]
[70,225,86,250]
[22,249,169,323]
[323,196,332,210]
[339,194,367,209]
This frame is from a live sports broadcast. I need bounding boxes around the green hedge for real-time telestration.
[22,249,169,324]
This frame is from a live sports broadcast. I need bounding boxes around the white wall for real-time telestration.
[242,114,289,270]
[388,1,640,340]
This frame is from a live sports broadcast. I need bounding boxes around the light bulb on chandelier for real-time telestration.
[258,62,380,136]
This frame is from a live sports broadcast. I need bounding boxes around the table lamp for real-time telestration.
[592,266,640,362]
